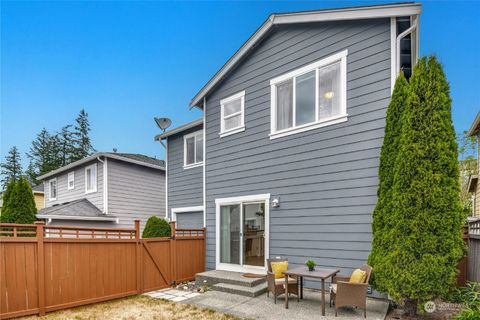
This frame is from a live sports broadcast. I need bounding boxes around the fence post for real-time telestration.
[169,221,177,286]
[134,220,143,294]
[35,221,46,316]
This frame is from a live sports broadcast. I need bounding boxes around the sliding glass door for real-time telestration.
[219,201,266,269]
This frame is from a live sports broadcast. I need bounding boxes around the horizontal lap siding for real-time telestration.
[167,125,204,220]
[107,159,165,231]
[44,160,104,211]
[204,19,391,277]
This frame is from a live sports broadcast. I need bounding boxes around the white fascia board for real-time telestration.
[155,118,204,140]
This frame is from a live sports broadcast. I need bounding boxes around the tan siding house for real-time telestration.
[467,112,480,218]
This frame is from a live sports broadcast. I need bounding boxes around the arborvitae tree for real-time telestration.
[0,179,16,223]
[57,125,75,166]
[368,72,409,292]
[72,109,95,161]
[386,56,465,315]
[142,216,171,238]
[0,146,23,190]
[1,177,37,224]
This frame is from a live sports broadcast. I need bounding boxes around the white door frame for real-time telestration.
[215,193,270,274]
[171,206,204,224]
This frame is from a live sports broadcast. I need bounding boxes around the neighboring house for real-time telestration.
[157,2,422,277]
[156,119,204,229]
[36,152,166,231]
[467,112,480,219]
[32,184,45,210]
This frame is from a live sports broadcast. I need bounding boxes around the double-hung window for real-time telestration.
[184,130,203,168]
[270,50,348,139]
[220,91,245,137]
[49,178,57,201]
[67,172,75,190]
[85,164,97,194]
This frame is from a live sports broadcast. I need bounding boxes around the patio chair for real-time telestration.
[330,265,372,318]
[266,258,299,304]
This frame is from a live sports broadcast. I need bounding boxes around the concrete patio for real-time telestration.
[184,288,389,320]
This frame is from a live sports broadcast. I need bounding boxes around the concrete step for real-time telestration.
[195,270,266,288]
[211,282,268,297]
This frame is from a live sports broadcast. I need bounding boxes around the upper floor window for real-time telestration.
[67,172,75,190]
[49,178,57,201]
[184,130,203,169]
[85,164,97,194]
[220,91,245,137]
[269,50,348,139]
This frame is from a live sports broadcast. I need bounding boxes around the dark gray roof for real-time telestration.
[32,184,44,193]
[108,153,165,167]
[37,198,117,221]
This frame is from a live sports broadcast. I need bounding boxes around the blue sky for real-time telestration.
[1,1,479,167]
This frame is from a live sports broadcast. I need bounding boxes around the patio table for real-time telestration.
[284,266,339,316]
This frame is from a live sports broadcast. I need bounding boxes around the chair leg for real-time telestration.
[274,294,276,304]
[364,309,366,318]
[335,307,338,317]
[267,290,269,297]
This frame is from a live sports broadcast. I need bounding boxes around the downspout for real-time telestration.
[156,138,168,220]
[97,156,108,215]
[203,96,207,228]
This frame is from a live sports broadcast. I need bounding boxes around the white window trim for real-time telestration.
[183,130,204,169]
[269,50,348,139]
[48,178,57,201]
[220,90,245,137]
[171,206,204,223]
[67,171,75,190]
[85,163,97,194]
[215,193,270,273]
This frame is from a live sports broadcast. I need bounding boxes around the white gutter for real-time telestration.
[36,214,118,222]
[203,97,207,228]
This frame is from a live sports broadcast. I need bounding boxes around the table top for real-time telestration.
[284,266,340,279]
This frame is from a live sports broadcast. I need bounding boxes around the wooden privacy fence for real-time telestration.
[0,220,205,319]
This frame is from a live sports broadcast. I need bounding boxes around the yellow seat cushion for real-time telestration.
[349,269,367,283]
[271,261,288,279]
[274,277,297,285]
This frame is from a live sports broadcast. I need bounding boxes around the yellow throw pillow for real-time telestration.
[349,269,367,283]
[271,261,288,279]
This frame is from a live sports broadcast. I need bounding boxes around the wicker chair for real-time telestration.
[266,258,299,304]
[330,265,372,318]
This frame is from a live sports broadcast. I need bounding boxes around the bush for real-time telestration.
[142,216,171,238]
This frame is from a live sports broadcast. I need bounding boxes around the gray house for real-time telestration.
[158,2,421,279]
[37,152,165,231]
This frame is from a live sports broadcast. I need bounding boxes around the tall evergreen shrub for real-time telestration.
[368,71,409,292]
[1,177,37,224]
[383,56,465,315]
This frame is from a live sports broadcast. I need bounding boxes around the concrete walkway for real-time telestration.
[184,289,389,320]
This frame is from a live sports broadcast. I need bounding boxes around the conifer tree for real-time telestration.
[27,128,60,179]
[57,124,75,166]
[1,177,36,224]
[384,56,465,315]
[0,146,23,190]
[368,72,409,292]
[72,109,95,161]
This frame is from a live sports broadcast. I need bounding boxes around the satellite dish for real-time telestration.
[154,117,172,131]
